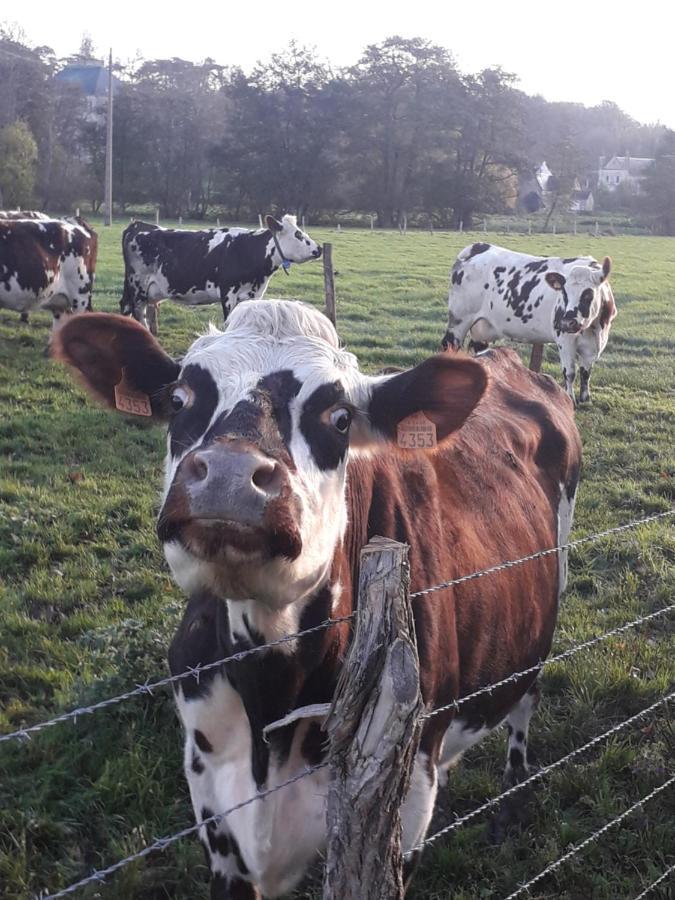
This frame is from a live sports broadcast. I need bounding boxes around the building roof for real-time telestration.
[601,156,654,174]
[571,189,593,200]
[55,63,119,98]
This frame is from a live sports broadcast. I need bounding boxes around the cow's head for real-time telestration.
[265,215,322,263]
[547,257,611,334]
[53,301,487,608]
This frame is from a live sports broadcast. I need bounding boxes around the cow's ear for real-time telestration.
[354,355,488,448]
[265,215,283,233]
[545,272,566,291]
[52,313,180,419]
[602,256,611,280]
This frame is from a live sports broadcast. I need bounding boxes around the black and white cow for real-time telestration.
[54,300,580,898]
[120,215,321,335]
[0,217,97,331]
[442,242,618,403]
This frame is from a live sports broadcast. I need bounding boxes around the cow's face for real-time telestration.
[53,302,486,609]
[547,257,611,334]
[266,215,322,263]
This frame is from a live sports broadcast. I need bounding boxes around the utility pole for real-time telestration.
[104,48,113,226]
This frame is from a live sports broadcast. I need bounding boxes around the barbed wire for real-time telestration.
[407,688,674,856]
[633,862,675,900]
[424,602,675,720]
[1,507,671,746]
[409,508,674,600]
[37,762,328,900]
[0,614,355,745]
[503,773,675,899]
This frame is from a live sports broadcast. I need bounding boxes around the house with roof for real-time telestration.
[570,189,594,212]
[598,155,654,194]
[54,60,120,120]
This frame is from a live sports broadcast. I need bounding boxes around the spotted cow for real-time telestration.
[0,210,51,220]
[442,242,617,403]
[54,300,581,898]
[0,217,97,331]
[120,214,321,335]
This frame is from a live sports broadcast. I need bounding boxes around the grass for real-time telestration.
[0,223,674,900]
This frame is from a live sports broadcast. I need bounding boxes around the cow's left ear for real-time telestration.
[602,256,611,279]
[265,215,283,233]
[545,272,566,291]
[52,313,181,419]
[355,355,488,447]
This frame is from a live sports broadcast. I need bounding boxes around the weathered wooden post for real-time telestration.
[258,214,264,229]
[594,220,599,237]
[178,215,183,226]
[155,207,160,226]
[370,215,375,232]
[323,242,336,328]
[323,537,422,900]
[529,343,544,372]
[216,217,220,227]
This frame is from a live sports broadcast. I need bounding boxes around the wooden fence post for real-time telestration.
[529,343,544,372]
[323,242,336,328]
[323,537,422,900]
[155,207,160,225]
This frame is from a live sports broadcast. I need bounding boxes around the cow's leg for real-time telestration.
[19,311,29,324]
[146,302,159,336]
[576,328,602,404]
[556,336,577,403]
[185,734,261,900]
[488,682,540,843]
[578,365,592,403]
[401,752,438,888]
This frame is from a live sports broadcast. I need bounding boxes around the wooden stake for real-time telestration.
[323,537,421,900]
[323,242,336,328]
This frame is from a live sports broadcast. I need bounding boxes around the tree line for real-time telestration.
[1,25,673,231]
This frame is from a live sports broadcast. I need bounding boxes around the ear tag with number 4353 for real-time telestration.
[114,369,152,417]
[397,412,437,449]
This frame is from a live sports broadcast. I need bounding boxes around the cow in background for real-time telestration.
[0,217,97,332]
[442,242,617,403]
[54,299,581,899]
[120,215,322,334]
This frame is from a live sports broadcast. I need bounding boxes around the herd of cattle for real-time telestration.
[4,210,620,898]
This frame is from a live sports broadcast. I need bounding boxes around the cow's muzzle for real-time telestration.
[312,245,322,258]
[159,439,302,559]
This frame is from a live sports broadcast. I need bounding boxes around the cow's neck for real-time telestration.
[223,557,352,787]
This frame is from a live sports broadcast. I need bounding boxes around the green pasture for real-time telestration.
[0,224,673,899]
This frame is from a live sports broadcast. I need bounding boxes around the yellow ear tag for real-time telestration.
[114,369,152,417]
[397,412,437,449]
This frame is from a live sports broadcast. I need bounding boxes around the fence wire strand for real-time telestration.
[37,762,328,900]
[424,602,675,720]
[633,862,675,900]
[407,689,674,856]
[503,773,675,899]
[3,508,671,747]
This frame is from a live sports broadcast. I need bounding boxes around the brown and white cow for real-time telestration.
[442,243,618,404]
[0,217,97,331]
[53,300,581,898]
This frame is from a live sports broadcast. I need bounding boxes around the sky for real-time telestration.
[5,0,673,129]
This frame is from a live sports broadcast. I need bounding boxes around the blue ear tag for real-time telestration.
[282,259,292,272]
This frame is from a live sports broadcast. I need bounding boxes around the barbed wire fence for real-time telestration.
[2,507,672,899]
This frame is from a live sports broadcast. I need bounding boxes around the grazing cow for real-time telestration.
[442,242,617,403]
[120,215,322,334]
[0,210,51,220]
[0,217,97,331]
[54,300,581,899]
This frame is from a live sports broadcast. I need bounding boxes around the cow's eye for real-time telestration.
[170,385,191,412]
[330,407,352,433]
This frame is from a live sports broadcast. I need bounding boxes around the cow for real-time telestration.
[441,242,618,404]
[0,210,51,220]
[53,299,581,899]
[0,217,97,331]
[120,214,322,335]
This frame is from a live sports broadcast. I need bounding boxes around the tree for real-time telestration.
[641,153,675,234]
[0,120,38,206]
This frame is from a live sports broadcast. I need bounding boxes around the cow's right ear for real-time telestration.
[265,215,283,233]
[51,313,180,419]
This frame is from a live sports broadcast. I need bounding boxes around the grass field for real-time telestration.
[1,223,674,900]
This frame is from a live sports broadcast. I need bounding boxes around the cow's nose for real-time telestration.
[182,445,284,526]
[313,246,322,258]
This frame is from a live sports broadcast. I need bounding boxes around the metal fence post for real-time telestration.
[323,537,422,900]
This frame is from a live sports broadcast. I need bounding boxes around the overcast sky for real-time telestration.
[5,0,673,129]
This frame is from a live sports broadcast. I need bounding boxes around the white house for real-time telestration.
[598,155,653,194]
